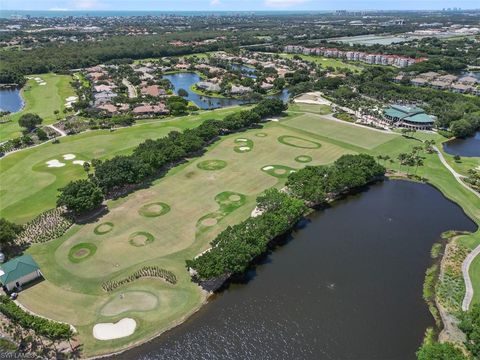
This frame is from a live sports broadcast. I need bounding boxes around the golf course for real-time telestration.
[1,99,479,357]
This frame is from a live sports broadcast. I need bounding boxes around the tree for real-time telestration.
[57,180,104,214]
[36,128,48,141]
[416,342,467,360]
[177,88,188,97]
[18,113,42,132]
[450,119,475,138]
[459,304,480,357]
[0,218,23,248]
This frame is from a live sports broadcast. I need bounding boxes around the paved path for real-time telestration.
[434,146,480,199]
[122,78,137,98]
[433,146,480,311]
[47,124,67,137]
[462,244,480,311]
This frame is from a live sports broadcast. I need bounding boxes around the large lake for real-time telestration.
[0,87,23,113]
[118,180,477,360]
[443,131,480,158]
[163,72,289,110]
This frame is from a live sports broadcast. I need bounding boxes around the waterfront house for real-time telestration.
[196,81,221,92]
[0,255,42,292]
[383,104,436,130]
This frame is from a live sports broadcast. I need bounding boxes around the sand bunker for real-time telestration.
[63,154,76,160]
[262,166,274,171]
[238,146,250,151]
[268,118,279,122]
[39,82,46,86]
[93,318,136,340]
[46,159,66,168]
[73,160,86,165]
[236,138,248,142]
[66,96,78,102]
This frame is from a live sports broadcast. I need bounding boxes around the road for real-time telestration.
[122,78,137,98]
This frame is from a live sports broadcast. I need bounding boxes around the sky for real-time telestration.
[0,0,478,11]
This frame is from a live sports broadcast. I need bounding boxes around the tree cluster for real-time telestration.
[286,154,386,204]
[186,189,307,280]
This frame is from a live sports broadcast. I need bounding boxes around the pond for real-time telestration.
[0,87,23,113]
[118,180,477,360]
[443,131,480,158]
[163,72,290,110]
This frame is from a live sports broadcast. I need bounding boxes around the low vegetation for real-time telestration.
[101,266,177,292]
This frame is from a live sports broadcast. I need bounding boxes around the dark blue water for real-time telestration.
[443,131,480,157]
[0,88,23,113]
[119,180,477,360]
[163,72,289,110]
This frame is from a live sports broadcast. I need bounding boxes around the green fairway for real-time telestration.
[0,107,244,223]
[3,100,479,357]
[283,112,398,150]
[0,74,76,142]
[280,53,363,73]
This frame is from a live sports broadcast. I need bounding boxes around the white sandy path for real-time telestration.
[63,154,76,160]
[47,124,67,137]
[46,159,65,168]
[93,318,136,340]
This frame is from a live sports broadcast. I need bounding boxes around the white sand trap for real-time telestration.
[39,82,47,86]
[46,159,66,168]
[63,154,76,160]
[93,318,136,340]
[34,77,41,81]
[66,96,78,102]
[236,138,248,142]
[239,146,250,151]
[290,170,296,173]
[262,166,274,171]
[73,160,86,165]
[268,118,279,122]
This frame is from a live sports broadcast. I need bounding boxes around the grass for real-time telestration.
[138,202,171,217]
[4,101,480,356]
[288,102,332,115]
[0,106,244,223]
[68,243,97,263]
[197,159,227,171]
[94,222,114,235]
[0,73,76,142]
[280,53,363,73]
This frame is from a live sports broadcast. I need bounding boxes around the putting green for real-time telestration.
[200,217,218,227]
[197,159,227,171]
[295,155,313,163]
[138,202,171,217]
[234,138,254,153]
[68,243,97,263]
[94,222,114,235]
[100,291,159,317]
[278,135,321,149]
[128,232,155,247]
[261,165,297,179]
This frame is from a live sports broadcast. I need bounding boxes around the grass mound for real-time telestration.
[255,133,268,137]
[138,202,171,217]
[233,138,254,153]
[128,231,155,247]
[68,243,97,263]
[197,159,227,171]
[197,191,247,231]
[261,165,297,179]
[94,222,114,235]
[295,155,313,163]
[278,135,321,149]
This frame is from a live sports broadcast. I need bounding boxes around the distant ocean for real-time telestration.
[0,10,330,19]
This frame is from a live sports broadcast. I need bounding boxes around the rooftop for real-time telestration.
[0,254,39,285]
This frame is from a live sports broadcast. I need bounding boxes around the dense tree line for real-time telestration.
[186,189,307,280]
[57,99,287,213]
[460,304,480,357]
[0,296,73,341]
[286,154,386,204]
[187,154,385,280]
[0,218,23,249]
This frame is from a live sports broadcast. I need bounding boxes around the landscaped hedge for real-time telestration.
[0,296,73,340]
[101,265,177,292]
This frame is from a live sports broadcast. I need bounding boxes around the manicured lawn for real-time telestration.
[0,74,76,142]
[283,112,397,150]
[288,102,332,115]
[0,107,244,223]
[280,53,363,73]
[5,100,479,357]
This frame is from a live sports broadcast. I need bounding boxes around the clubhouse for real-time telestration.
[0,254,42,292]
[383,105,436,130]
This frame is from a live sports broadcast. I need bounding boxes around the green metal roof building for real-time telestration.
[0,254,42,292]
[384,104,436,130]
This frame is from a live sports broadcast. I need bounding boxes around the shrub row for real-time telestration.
[15,207,74,245]
[101,266,177,292]
[0,296,73,341]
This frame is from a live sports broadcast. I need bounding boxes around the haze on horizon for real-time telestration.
[1,0,479,11]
